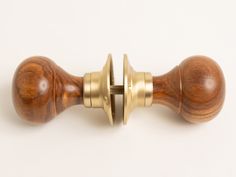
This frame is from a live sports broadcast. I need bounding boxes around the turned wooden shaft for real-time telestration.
[12,56,83,123]
[152,56,225,123]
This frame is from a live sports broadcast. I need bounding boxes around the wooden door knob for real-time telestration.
[13,56,83,124]
[12,54,225,125]
[12,55,115,124]
[123,55,225,123]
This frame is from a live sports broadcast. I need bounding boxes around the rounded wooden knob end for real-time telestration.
[12,56,83,124]
[180,56,225,123]
[153,56,225,123]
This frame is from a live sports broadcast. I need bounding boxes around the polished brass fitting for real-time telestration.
[83,54,115,125]
[123,54,153,124]
[83,54,153,125]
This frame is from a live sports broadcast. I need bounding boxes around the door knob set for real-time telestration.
[12,54,225,125]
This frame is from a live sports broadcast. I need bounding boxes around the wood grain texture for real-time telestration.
[12,56,83,123]
[153,56,225,123]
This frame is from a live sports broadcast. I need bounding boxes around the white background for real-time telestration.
[0,0,235,177]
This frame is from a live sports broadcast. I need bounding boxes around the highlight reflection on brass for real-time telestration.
[83,54,153,125]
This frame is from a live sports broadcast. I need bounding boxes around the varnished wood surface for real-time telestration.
[153,56,225,123]
[12,56,83,123]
